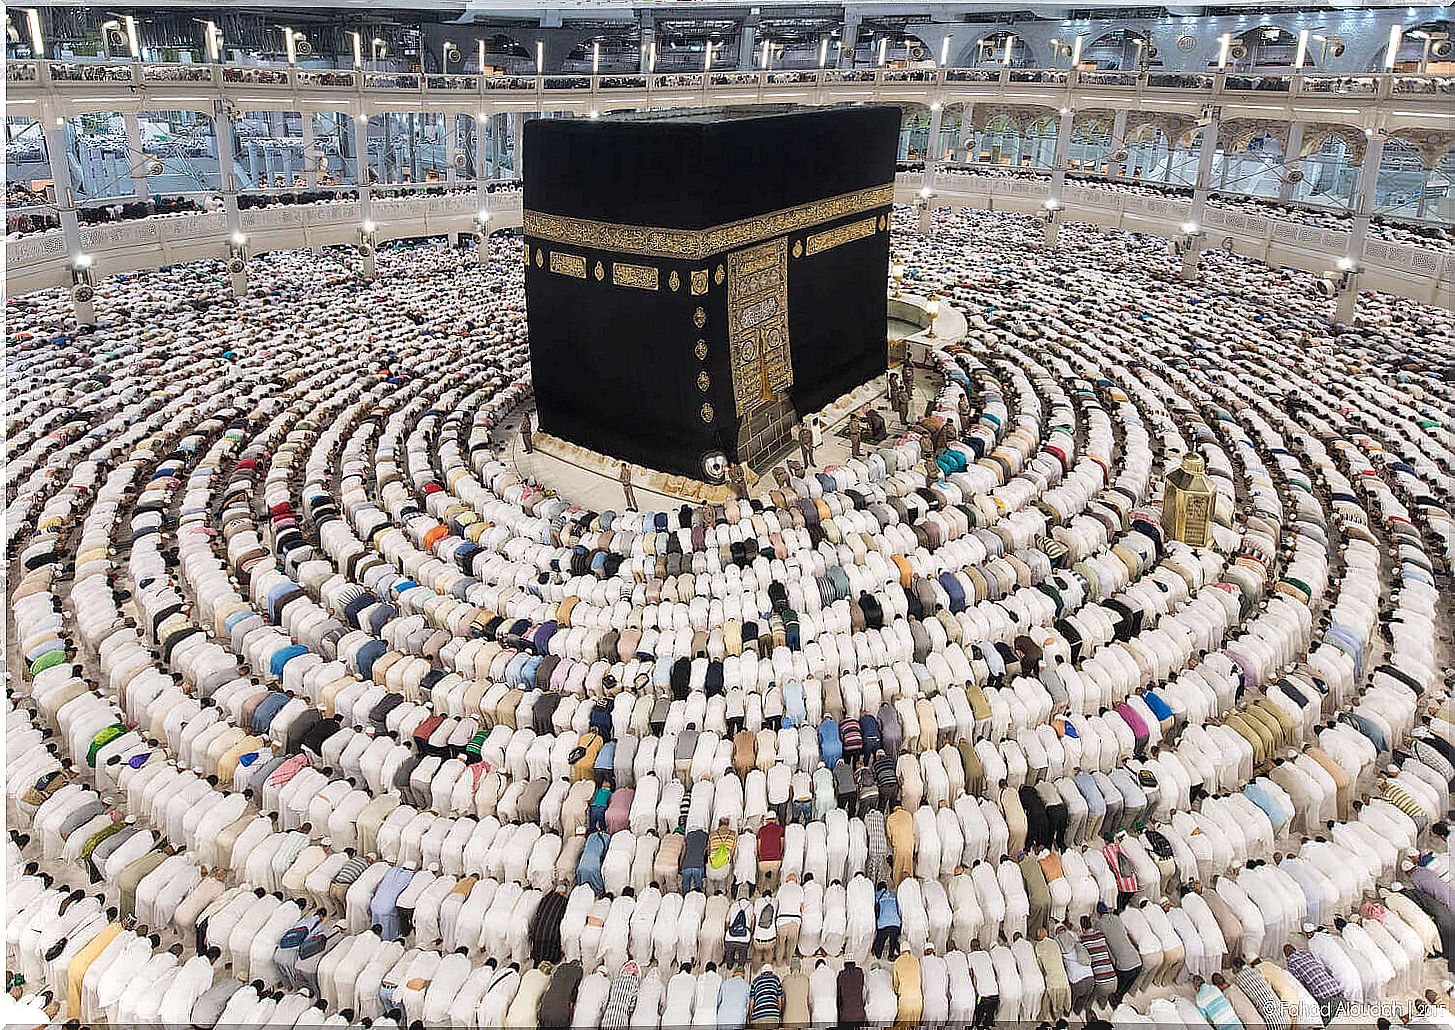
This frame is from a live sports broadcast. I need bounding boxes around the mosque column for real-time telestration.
[210,100,247,297]
[474,115,488,201]
[1279,121,1305,203]
[1180,106,1219,280]
[640,15,655,74]
[44,113,95,326]
[444,114,459,184]
[1335,130,1385,323]
[738,14,758,72]
[490,114,504,179]
[374,114,389,184]
[299,111,316,185]
[922,102,944,188]
[123,109,147,198]
[353,112,377,281]
[513,113,525,178]
[839,15,860,69]
[1044,105,1075,246]
[1107,108,1129,178]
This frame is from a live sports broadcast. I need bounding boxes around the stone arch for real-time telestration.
[1382,128,1455,169]
[1072,110,1116,138]
[1126,113,1196,150]
[1299,124,1367,166]
[970,104,1053,137]
[1220,118,1290,154]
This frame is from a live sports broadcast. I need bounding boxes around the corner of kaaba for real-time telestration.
[522,104,899,481]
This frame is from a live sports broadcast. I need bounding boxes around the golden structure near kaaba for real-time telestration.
[1161,453,1216,547]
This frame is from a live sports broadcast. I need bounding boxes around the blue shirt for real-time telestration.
[875,888,901,929]
[818,719,843,769]
[577,831,609,895]
[783,681,806,728]
[716,976,750,1029]
[369,866,415,940]
[1140,690,1174,724]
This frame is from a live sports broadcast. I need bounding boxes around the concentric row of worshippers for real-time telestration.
[5,214,1453,1029]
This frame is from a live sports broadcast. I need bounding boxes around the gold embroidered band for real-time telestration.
[523,183,894,261]
[611,262,660,290]
[548,251,587,278]
[804,216,879,257]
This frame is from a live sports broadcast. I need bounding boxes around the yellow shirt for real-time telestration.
[66,921,122,1017]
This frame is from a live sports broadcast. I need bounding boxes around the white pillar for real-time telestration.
[1107,109,1129,177]
[300,111,316,184]
[122,110,147,198]
[839,18,859,68]
[209,107,247,298]
[1181,110,1219,279]
[44,118,95,324]
[353,115,372,222]
[513,113,525,179]
[1336,133,1385,323]
[738,17,758,71]
[374,114,389,184]
[922,104,944,186]
[1417,166,1434,220]
[1045,106,1075,245]
[445,114,458,183]
[1279,121,1305,203]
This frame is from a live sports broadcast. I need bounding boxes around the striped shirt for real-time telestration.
[864,809,890,884]
[1102,842,1139,893]
[1234,966,1290,1030]
[1079,928,1117,984]
[1194,983,1242,1030]
[748,970,784,1023]
[331,855,369,887]
[601,968,640,1030]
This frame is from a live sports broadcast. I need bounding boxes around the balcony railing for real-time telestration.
[8,60,1453,103]
[10,175,1448,307]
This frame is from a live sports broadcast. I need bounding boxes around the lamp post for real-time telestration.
[473,209,491,266]
[359,219,378,280]
[226,230,249,296]
[890,254,906,297]
[926,294,941,338]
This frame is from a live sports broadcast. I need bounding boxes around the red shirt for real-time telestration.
[757,821,785,862]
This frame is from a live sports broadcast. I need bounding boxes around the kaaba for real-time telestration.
[522,104,899,480]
